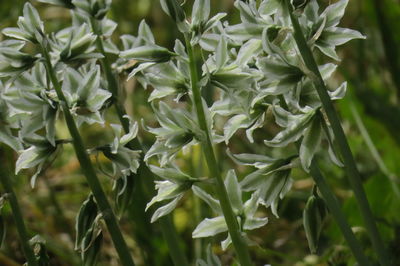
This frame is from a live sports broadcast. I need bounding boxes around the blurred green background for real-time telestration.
[1,0,400,265]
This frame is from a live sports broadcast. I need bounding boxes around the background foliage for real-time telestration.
[1,0,400,265]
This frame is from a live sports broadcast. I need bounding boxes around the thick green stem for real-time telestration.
[184,35,253,266]
[0,170,38,266]
[285,1,390,265]
[309,160,371,265]
[89,18,188,266]
[40,43,135,266]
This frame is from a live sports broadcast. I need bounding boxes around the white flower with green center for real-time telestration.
[61,65,111,126]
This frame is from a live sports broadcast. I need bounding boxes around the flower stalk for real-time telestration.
[39,41,135,266]
[0,170,38,266]
[89,18,189,266]
[89,18,133,137]
[184,34,253,266]
[284,1,390,265]
[309,160,370,265]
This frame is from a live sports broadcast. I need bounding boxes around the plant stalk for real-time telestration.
[160,216,189,266]
[309,160,371,265]
[89,18,189,266]
[89,18,135,139]
[285,1,390,265]
[350,105,400,198]
[184,35,253,266]
[0,170,38,266]
[40,42,135,266]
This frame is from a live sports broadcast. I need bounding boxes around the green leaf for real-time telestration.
[146,181,187,211]
[149,165,192,183]
[160,0,186,22]
[321,27,366,46]
[329,81,347,100]
[265,109,315,147]
[119,118,139,146]
[203,13,227,33]
[138,20,155,44]
[150,195,183,223]
[304,0,319,22]
[75,194,98,250]
[321,0,348,28]
[243,216,268,231]
[227,150,276,169]
[192,0,210,28]
[23,2,44,34]
[240,167,272,191]
[257,57,303,80]
[259,0,281,16]
[235,0,259,24]
[211,69,254,91]
[78,66,100,101]
[258,170,292,212]
[225,23,264,42]
[15,142,56,184]
[240,157,293,192]
[243,191,261,218]
[315,43,340,61]
[0,124,23,151]
[303,191,326,254]
[120,44,177,63]
[215,37,228,70]
[82,228,103,266]
[319,63,337,80]
[224,170,243,213]
[2,27,32,42]
[223,114,248,143]
[160,0,188,32]
[192,216,228,238]
[299,116,322,171]
[192,186,221,214]
[236,39,262,66]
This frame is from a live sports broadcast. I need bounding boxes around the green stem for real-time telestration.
[280,102,369,264]
[159,216,189,266]
[184,35,253,266]
[190,147,204,260]
[90,18,133,139]
[309,160,371,266]
[43,175,73,235]
[89,18,188,266]
[40,43,135,266]
[350,105,400,198]
[0,163,38,266]
[285,1,390,265]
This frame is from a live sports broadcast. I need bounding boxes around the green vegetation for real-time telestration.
[0,0,399,265]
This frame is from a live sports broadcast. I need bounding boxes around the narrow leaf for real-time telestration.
[299,116,322,171]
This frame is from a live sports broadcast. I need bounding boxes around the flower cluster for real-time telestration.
[0,0,366,263]
[120,0,363,253]
[0,0,141,184]
[0,1,141,263]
